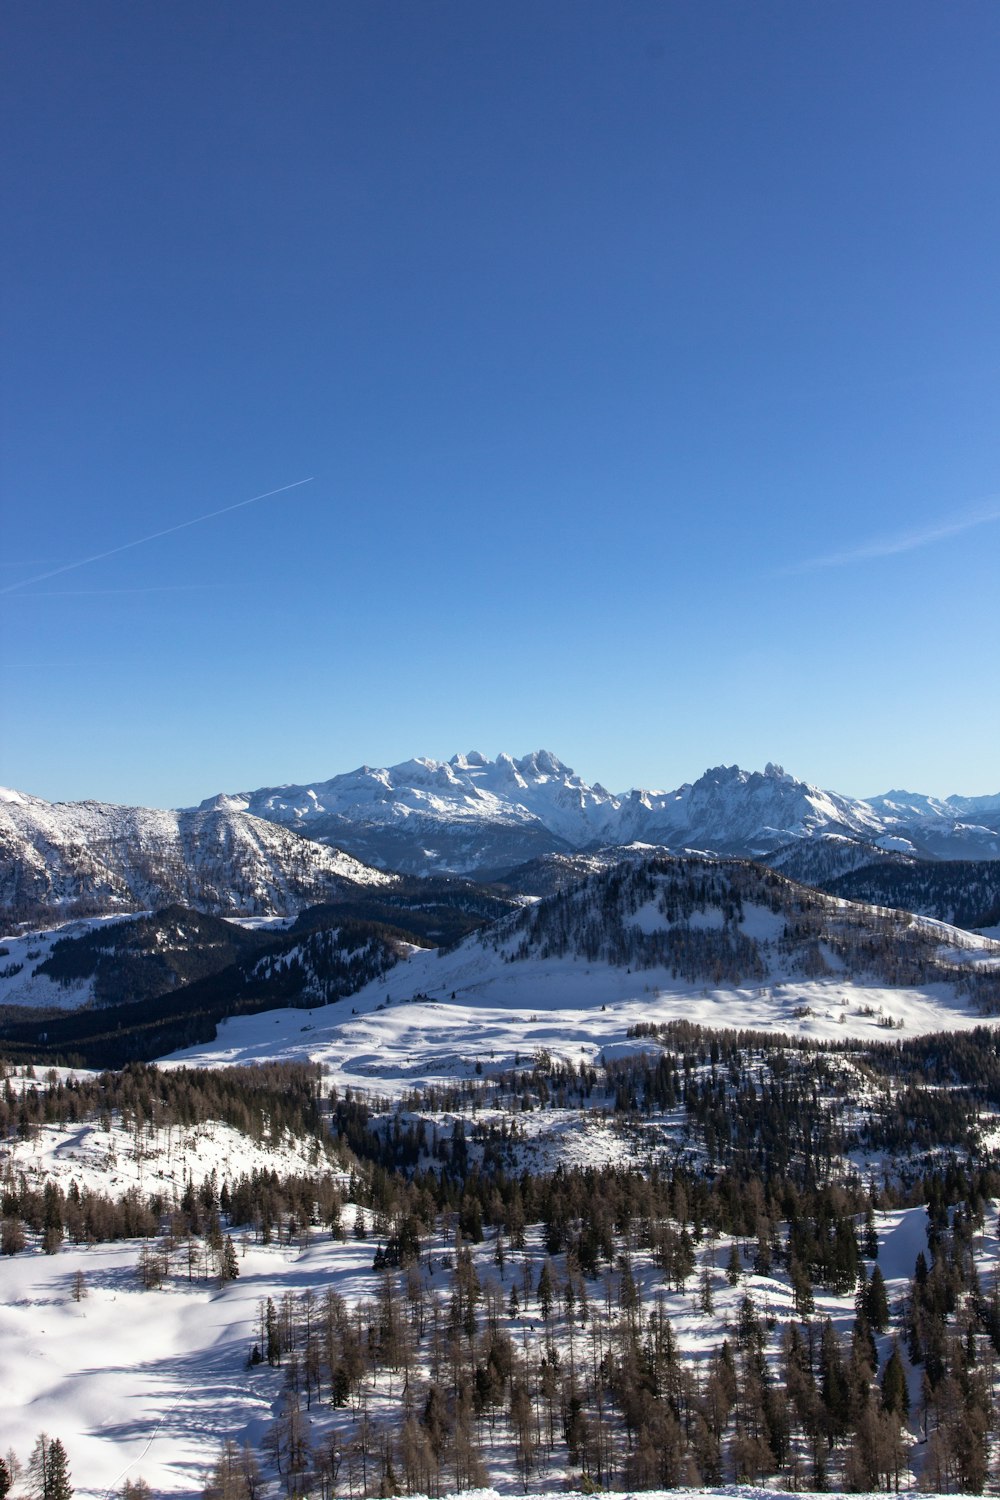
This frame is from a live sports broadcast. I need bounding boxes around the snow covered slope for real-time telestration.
[0,786,392,921]
[167,856,1000,1087]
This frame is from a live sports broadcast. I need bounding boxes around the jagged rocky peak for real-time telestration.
[449,750,488,770]
[515,749,570,778]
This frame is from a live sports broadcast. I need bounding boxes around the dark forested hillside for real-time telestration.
[823,860,1000,931]
[293,874,518,948]
[0,914,417,1067]
[33,905,274,1005]
[486,855,1000,1004]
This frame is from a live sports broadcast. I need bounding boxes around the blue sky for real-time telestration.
[2,1,998,807]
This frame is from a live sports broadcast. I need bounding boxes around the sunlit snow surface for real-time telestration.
[0,1187,985,1498]
[164,924,999,1096]
[4,897,1000,1492]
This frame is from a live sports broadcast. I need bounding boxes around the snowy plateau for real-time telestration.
[3,760,1000,1499]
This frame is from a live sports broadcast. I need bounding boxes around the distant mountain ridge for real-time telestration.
[3,751,999,921]
[198,751,1000,875]
[0,786,393,921]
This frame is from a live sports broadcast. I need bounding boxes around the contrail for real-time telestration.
[0,477,314,596]
[777,495,1000,576]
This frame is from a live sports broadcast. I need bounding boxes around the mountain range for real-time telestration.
[198,751,1000,873]
[2,751,999,922]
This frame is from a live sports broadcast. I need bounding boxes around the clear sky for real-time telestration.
[2,1,998,808]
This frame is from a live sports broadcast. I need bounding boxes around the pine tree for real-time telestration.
[28,1434,72,1500]
[265,1296,281,1366]
[537,1260,554,1319]
[866,1264,890,1333]
[48,1439,72,1500]
[41,1184,64,1256]
[121,1481,152,1500]
[881,1341,910,1417]
[220,1235,239,1283]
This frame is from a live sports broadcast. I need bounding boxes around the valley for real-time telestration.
[3,762,1000,1498]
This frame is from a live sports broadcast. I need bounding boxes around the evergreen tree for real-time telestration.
[866,1264,890,1333]
[28,1434,72,1500]
[41,1185,64,1256]
[220,1235,239,1283]
[536,1260,554,1319]
[265,1296,281,1366]
[881,1341,910,1418]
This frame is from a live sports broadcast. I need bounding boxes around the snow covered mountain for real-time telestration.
[202,753,1000,876]
[0,786,392,921]
[4,754,999,922]
[198,750,624,876]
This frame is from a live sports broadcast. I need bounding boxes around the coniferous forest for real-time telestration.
[6,1018,1000,1496]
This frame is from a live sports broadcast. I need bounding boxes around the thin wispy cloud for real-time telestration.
[781,497,1000,575]
[0,477,314,596]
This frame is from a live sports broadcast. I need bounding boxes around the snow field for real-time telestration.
[0,1189,975,1498]
[165,937,999,1099]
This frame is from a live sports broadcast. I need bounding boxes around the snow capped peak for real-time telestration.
[0,786,26,804]
[0,785,393,920]
[515,748,571,779]
[449,750,488,769]
[197,791,250,814]
[192,753,1000,879]
[867,788,956,821]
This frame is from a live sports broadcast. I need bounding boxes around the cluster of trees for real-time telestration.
[1,1434,72,1499]
[11,1010,1000,1490]
[490,858,769,979]
[474,853,1000,1001]
[0,1061,344,1255]
[0,1060,329,1148]
[825,859,1000,933]
[211,1171,1000,1497]
[24,1131,987,1498]
[900,1194,1000,1492]
[1,1154,349,1259]
[326,1018,999,1196]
